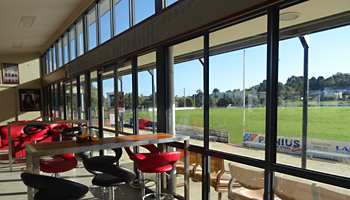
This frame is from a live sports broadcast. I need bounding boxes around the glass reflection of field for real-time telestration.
[126,107,350,143]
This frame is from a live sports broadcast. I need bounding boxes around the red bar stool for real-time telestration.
[136,151,181,200]
[124,145,160,189]
[40,153,78,177]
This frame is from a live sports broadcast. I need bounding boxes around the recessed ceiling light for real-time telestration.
[12,42,23,48]
[19,16,36,28]
[280,12,300,21]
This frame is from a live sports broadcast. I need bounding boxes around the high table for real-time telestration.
[8,119,89,171]
[25,133,190,200]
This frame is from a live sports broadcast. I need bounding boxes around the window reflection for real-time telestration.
[115,0,129,35]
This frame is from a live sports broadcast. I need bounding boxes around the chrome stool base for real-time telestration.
[143,193,174,200]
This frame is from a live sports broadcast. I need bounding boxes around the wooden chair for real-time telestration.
[317,184,350,200]
[228,163,265,200]
[192,154,240,200]
[176,148,198,187]
[274,175,317,200]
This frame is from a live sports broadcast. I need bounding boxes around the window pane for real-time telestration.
[167,0,178,7]
[63,33,69,64]
[100,0,111,44]
[91,71,99,126]
[88,7,97,50]
[69,27,76,61]
[45,52,50,74]
[76,19,84,57]
[276,1,350,178]
[118,63,133,134]
[66,81,72,120]
[208,15,267,160]
[138,51,157,135]
[80,76,85,120]
[52,46,56,71]
[103,70,115,131]
[115,0,129,35]
[58,38,63,67]
[135,0,155,25]
[48,49,52,73]
[72,79,78,119]
[172,36,204,146]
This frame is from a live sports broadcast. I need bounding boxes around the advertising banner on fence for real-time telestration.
[243,133,350,157]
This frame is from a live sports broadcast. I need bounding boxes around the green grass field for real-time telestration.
[125,107,350,143]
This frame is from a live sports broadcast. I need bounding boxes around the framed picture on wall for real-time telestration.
[1,63,19,84]
[19,89,41,111]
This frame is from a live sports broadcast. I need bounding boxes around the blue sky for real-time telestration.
[94,1,349,98]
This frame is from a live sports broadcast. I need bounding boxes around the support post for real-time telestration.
[299,35,309,169]
[264,7,279,200]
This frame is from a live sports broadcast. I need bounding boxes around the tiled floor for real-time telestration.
[0,149,222,200]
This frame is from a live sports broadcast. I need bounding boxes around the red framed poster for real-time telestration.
[1,63,19,84]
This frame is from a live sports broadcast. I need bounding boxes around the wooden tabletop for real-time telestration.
[26,133,189,157]
[8,119,88,126]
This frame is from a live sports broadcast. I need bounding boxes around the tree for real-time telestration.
[212,88,220,98]
[217,98,230,107]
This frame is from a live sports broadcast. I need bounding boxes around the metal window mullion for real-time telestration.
[129,0,135,27]
[264,7,279,200]
[75,24,78,58]
[50,47,53,72]
[85,73,92,130]
[155,0,165,13]
[67,31,71,62]
[202,32,210,200]
[48,85,53,118]
[110,0,115,37]
[77,76,81,119]
[114,65,119,136]
[156,46,166,133]
[97,70,104,155]
[61,36,65,65]
[70,80,74,120]
[55,42,59,69]
[83,14,88,54]
[62,83,67,120]
[131,56,139,175]
[43,86,47,120]
[96,3,101,45]
[57,82,62,119]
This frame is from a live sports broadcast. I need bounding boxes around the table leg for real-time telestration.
[8,125,13,171]
[26,154,33,200]
[184,140,189,200]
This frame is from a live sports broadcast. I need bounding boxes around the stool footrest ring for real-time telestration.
[130,178,156,188]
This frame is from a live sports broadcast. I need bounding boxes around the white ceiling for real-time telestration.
[0,0,90,54]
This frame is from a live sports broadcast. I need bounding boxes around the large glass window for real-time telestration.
[63,33,69,64]
[69,26,76,61]
[99,0,111,44]
[114,0,129,35]
[87,7,97,50]
[276,1,350,178]
[172,37,204,146]
[57,38,63,67]
[138,51,157,134]
[76,19,84,57]
[208,15,267,160]
[134,0,155,25]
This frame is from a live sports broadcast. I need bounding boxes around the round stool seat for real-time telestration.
[136,151,181,173]
[40,153,77,173]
